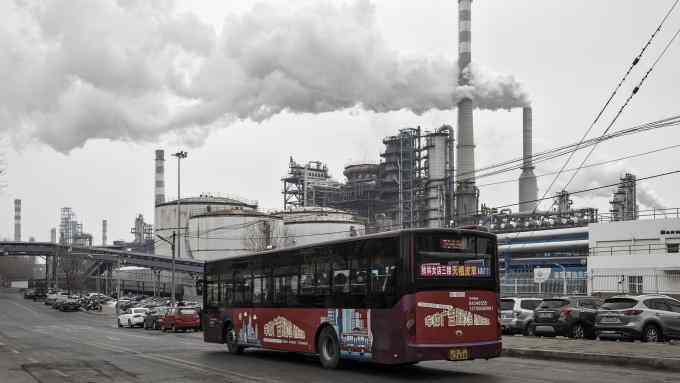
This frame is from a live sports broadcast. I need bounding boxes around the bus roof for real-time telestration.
[203,227,496,265]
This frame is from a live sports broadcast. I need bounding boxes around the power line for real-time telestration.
[477,143,680,188]
[563,22,680,190]
[471,115,680,180]
[490,169,680,211]
[541,0,680,208]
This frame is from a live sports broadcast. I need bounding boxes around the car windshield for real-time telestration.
[537,299,569,309]
[500,299,515,311]
[180,309,197,315]
[601,298,638,310]
[132,309,146,314]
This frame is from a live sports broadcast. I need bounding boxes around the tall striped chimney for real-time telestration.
[519,107,538,212]
[102,219,108,246]
[50,227,57,243]
[455,0,479,224]
[155,150,165,206]
[14,199,21,241]
[154,149,165,233]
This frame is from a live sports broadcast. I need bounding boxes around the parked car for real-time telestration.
[160,307,201,332]
[58,297,81,312]
[531,296,602,339]
[45,291,69,306]
[501,297,542,335]
[117,307,149,328]
[23,289,36,299]
[595,294,680,342]
[144,307,169,330]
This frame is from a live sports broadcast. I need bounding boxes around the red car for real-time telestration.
[160,307,201,332]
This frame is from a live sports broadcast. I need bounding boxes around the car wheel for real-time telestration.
[523,322,535,337]
[128,319,132,328]
[118,320,122,328]
[642,324,662,343]
[154,321,160,330]
[171,324,177,333]
[317,326,341,369]
[569,323,585,339]
[224,323,243,355]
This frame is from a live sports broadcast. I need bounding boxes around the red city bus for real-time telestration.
[202,228,500,368]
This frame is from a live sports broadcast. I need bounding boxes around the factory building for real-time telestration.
[588,217,680,296]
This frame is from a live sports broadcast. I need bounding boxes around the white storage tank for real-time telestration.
[154,194,258,258]
[187,209,284,261]
[277,207,366,248]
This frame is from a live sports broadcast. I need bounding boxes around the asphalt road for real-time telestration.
[0,290,677,383]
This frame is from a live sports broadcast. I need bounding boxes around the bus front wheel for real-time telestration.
[225,323,243,355]
[317,326,340,369]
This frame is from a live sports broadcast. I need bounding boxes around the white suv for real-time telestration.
[501,297,543,335]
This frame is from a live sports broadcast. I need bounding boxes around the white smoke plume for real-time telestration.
[569,164,666,209]
[0,0,530,153]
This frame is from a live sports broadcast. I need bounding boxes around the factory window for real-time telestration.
[667,243,679,253]
[628,275,643,295]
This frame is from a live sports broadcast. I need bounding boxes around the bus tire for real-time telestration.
[224,323,243,355]
[317,326,340,369]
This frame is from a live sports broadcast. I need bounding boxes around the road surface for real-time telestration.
[0,290,676,383]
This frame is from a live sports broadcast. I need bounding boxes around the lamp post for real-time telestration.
[554,263,567,295]
[171,150,187,307]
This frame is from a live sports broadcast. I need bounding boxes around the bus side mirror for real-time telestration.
[196,279,203,295]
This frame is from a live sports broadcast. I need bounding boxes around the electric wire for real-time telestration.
[476,143,680,188]
[563,22,680,190]
[541,0,680,203]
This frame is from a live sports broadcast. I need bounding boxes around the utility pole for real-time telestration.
[172,150,187,307]
[156,233,176,307]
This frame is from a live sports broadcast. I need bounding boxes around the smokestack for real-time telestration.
[455,0,479,223]
[155,150,165,206]
[14,199,21,241]
[154,149,165,233]
[102,219,108,246]
[50,228,57,243]
[519,106,538,212]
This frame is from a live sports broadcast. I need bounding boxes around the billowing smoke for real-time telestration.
[0,0,530,153]
[569,165,666,209]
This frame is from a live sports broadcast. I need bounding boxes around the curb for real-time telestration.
[502,347,680,372]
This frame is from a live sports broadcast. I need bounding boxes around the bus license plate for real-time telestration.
[448,348,469,361]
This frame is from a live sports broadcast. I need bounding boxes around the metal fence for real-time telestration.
[501,271,680,298]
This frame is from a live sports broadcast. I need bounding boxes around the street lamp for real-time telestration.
[171,150,187,307]
[554,263,567,296]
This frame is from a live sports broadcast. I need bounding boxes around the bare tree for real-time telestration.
[59,253,87,293]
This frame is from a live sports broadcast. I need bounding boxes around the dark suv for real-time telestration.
[531,296,601,339]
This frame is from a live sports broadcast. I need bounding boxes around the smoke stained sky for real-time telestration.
[1,0,680,242]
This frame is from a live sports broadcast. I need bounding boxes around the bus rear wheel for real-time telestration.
[317,327,340,369]
[225,323,243,355]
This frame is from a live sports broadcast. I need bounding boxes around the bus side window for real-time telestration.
[370,238,398,294]
[332,246,349,294]
[316,256,331,296]
[350,242,368,295]
[253,274,263,305]
[222,271,233,306]
[300,262,315,295]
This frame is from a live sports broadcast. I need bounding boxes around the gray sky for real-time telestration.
[1,0,679,243]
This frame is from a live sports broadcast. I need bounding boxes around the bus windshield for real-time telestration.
[415,233,494,279]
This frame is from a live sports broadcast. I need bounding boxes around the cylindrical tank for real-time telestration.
[154,195,258,258]
[187,209,284,261]
[276,207,366,248]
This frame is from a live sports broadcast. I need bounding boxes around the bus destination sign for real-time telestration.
[420,263,490,278]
